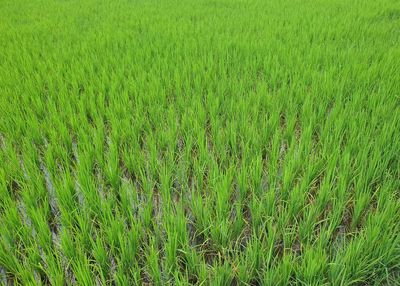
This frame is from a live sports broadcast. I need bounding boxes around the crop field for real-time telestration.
[0,0,399,285]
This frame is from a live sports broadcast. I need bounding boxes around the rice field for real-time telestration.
[0,0,399,285]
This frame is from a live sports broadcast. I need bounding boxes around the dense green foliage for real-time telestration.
[1,0,399,284]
